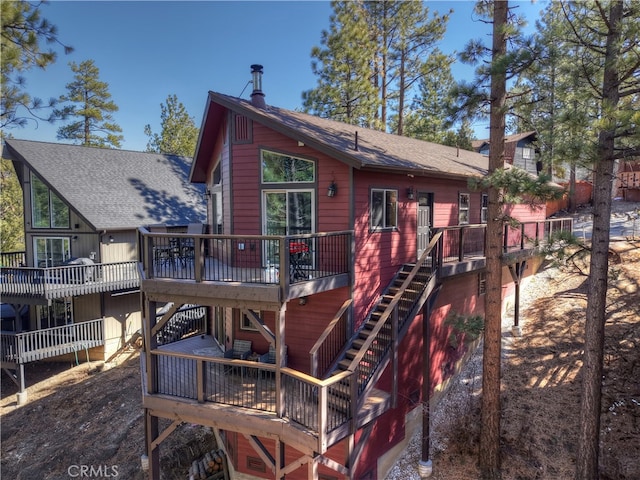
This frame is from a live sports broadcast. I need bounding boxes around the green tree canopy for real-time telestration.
[0,156,25,252]
[56,59,123,148]
[1,0,72,129]
[303,0,450,134]
[144,94,199,157]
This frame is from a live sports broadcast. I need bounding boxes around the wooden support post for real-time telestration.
[391,306,398,408]
[145,410,160,479]
[420,285,441,478]
[16,363,27,405]
[276,304,286,418]
[508,261,527,336]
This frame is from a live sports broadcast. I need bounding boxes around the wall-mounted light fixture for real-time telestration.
[327,181,337,197]
[299,296,308,306]
[72,235,78,241]
[407,187,415,200]
[109,235,115,243]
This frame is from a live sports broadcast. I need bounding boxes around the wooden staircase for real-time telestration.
[328,260,439,414]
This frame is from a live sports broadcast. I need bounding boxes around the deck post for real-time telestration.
[419,285,441,478]
[276,303,286,417]
[508,261,526,337]
[16,363,27,405]
[145,410,160,479]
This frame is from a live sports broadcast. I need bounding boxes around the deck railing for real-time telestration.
[309,299,352,378]
[436,218,573,265]
[1,318,104,364]
[1,251,26,268]
[147,349,356,440]
[0,261,139,299]
[139,229,352,285]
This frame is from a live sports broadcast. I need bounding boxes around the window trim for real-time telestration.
[458,192,470,225]
[260,149,316,185]
[370,188,398,232]
[240,310,260,332]
[481,193,488,224]
[30,172,70,229]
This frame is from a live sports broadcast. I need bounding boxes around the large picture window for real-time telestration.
[261,150,315,184]
[31,173,69,228]
[371,189,398,230]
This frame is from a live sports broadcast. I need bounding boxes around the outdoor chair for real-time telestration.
[258,344,287,366]
[223,339,252,376]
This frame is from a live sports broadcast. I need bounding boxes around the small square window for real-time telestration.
[240,311,260,331]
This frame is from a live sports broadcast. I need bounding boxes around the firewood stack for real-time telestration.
[188,448,228,480]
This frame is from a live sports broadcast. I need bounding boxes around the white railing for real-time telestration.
[1,318,105,364]
[0,261,139,299]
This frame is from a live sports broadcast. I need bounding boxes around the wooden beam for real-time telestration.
[280,454,310,476]
[245,435,275,473]
[143,397,319,453]
[316,454,350,476]
[241,308,275,344]
[151,303,181,337]
[150,418,182,450]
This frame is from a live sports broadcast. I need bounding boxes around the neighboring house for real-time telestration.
[615,159,640,201]
[472,130,541,176]
[139,67,571,480]
[1,139,206,404]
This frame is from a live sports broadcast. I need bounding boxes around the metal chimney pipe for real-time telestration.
[250,64,266,109]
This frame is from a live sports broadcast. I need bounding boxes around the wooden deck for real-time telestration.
[141,335,391,453]
[1,318,105,366]
[0,261,139,303]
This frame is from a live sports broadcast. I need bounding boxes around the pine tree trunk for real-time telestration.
[479,2,508,479]
[575,2,622,478]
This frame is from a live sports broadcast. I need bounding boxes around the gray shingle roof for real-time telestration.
[196,92,489,181]
[3,139,206,230]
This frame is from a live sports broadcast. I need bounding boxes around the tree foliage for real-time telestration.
[56,59,123,148]
[556,2,640,479]
[302,1,378,127]
[0,0,72,130]
[0,156,25,252]
[303,0,452,137]
[144,94,199,157]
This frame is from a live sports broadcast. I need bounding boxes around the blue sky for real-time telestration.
[11,0,547,152]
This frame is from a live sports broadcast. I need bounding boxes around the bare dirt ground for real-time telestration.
[389,202,640,480]
[2,203,639,480]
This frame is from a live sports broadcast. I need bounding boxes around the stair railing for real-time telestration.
[344,232,442,398]
[309,298,353,378]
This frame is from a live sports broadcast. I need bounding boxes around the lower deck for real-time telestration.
[141,335,391,454]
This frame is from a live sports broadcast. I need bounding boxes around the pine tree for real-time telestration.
[0,0,72,129]
[144,94,199,157]
[383,1,450,135]
[302,1,379,127]
[304,0,451,133]
[560,1,640,478]
[401,50,466,146]
[0,156,25,252]
[56,59,123,148]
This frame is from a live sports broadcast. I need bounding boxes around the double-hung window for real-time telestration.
[370,188,398,230]
[459,193,470,225]
[481,193,488,224]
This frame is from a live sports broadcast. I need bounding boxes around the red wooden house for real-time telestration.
[138,66,571,479]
